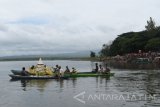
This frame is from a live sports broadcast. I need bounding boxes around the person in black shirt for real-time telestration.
[21,67,29,76]
[94,63,98,73]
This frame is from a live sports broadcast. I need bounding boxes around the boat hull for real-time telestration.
[65,72,114,77]
[9,74,68,80]
[9,71,114,79]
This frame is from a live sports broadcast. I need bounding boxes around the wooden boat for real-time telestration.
[9,74,69,80]
[9,72,114,79]
[65,72,114,77]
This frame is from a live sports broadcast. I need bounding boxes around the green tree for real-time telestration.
[99,42,112,57]
[145,17,156,31]
[145,38,160,51]
[90,51,96,57]
[100,18,160,56]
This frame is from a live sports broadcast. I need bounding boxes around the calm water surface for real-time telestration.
[0,60,160,107]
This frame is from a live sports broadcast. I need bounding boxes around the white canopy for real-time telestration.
[37,58,44,65]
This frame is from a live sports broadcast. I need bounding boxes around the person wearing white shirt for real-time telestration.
[59,66,64,77]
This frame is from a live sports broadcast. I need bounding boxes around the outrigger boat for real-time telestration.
[9,72,114,80]
[10,70,114,77]
[9,58,114,80]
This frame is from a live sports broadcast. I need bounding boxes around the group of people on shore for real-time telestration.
[94,63,110,73]
[112,50,160,63]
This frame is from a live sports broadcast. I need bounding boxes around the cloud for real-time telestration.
[0,24,8,32]
[0,0,160,56]
[9,17,49,25]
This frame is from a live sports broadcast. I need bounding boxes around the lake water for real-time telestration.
[0,60,160,107]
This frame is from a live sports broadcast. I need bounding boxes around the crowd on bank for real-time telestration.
[111,51,160,63]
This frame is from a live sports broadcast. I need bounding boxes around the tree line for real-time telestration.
[99,17,160,57]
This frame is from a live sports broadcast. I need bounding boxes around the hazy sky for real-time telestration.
[0,0,160,56]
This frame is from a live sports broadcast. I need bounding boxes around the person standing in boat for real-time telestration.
[54,65,60,77]
[99,65,103,73]
[94,63,99,73]
[59,66,64,77]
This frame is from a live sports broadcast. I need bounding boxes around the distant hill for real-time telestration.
[0,50,100,61]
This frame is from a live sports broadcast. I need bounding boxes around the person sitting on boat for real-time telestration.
[55,65,59,72]
[99,65,103,73]
[30,65,35,70]
[29,65,36,75]
[54,65,60,77]
[21,67,29,76]
[71,67,77,73]
[64,66,70,73]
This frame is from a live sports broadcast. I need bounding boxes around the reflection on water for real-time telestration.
[10,79,53,92]
[9,76,111,93]
[113,70,160,106]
